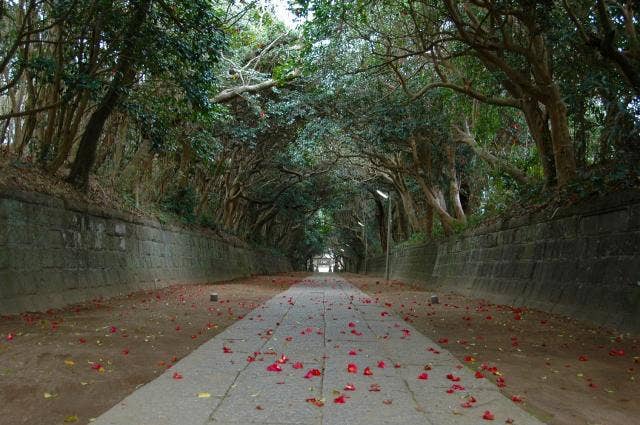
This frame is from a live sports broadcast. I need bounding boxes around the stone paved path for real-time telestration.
[93,275,546,425]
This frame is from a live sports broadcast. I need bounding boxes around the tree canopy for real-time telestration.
[1,0,638,269]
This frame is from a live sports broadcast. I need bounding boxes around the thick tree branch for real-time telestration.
[454,122,534,186]
[212,69,301,103]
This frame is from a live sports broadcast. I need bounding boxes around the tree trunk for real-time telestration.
[573,98,589,170]
[15,74,37,159]
[48,93,88,174]
[390,172,422,234]
[408,136,457,235]
[545,87,577,187]
[373,193,387,253]
[66,0,151,190]
[424,205,434,238]
[446,144,466,222]
[38,23,64,164]
[521,98,556,185]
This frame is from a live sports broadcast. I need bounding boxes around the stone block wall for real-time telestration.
[0,190,291,315]
[365,243,438,283]
[365,191,640,332]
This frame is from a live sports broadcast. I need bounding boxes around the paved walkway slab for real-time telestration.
[93,275,546,425]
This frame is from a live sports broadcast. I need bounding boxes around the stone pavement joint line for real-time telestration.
[93,275,546,425]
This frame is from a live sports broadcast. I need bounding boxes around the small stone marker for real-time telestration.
[430,295,439,304]
[210,293,218,302]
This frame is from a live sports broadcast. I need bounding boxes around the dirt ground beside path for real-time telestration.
[346,274,640,425]
[0,274,305,425]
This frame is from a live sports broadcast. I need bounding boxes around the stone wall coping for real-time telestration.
[0,188,284,256]
[468,190,640,237]
[365,191,640,255]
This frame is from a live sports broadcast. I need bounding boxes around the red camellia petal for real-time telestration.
[172,372,183,380]
[109,326,118,333]
[347,363,358,373]
[304,368,322,378]
[266,363,283,372]
[511,395,523,403]
[6,333,14,341]
[334,395,347,404]
[306,397,324,407]
[482,410,495,420]
[475,371,485,379]
[446,374,461,382]
[369,383,381,392]
[292,362,303,369]
[277,354,288,364]
[223,346,233,354]
[348,350,357,356]
[377,361,386,368]
[344,383,356,391]
[578,355,588,361]
[418,373,429,380]
[446,384,466,394]
[348,322,356,328]
[363,367,373,376]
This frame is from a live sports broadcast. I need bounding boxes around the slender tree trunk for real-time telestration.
[16,75,37,159]
[38,23,63,164]
[424,205,434,238]
[111,117,128,181]
[0,117,11,150]
[48,93,88,173]
[573,98,589,170]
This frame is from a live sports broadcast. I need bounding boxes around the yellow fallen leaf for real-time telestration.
[44,392,56,399]
[197,392,211,398]
[64,415,79,423]
[64,359,75,367]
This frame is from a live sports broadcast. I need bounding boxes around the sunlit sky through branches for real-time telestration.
[262,0,301,28]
